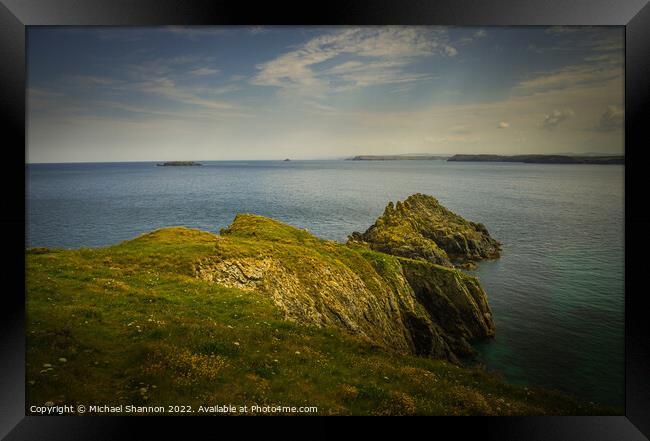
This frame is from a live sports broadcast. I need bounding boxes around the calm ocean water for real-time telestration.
[26,160,624,408]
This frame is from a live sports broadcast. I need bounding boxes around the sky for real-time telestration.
[27,26,624,163]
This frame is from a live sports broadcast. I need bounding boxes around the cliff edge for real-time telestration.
[193,209,495,362]
[27,202,613,414]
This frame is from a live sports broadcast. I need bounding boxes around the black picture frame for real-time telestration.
[2,0,649,439]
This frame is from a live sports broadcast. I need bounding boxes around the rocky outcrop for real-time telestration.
[398,258,495,357]
[194,212,496,363]
[348,193,500,268]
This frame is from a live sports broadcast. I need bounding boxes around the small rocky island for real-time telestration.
[156,161,202,166]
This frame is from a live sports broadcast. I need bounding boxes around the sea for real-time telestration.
[26,160,625,408]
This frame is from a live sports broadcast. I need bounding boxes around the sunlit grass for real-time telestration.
[26,226,614,415]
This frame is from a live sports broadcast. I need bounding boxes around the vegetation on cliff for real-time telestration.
[349,193,501,268]
[200,213,494,362]
[27,224,609,415]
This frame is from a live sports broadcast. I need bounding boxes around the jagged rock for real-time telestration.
[194,213,496,362]
[348,193,501,267]
[399,257,495,357]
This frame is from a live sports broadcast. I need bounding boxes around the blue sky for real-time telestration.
[27,26,624,162]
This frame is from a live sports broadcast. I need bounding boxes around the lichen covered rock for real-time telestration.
[348,193,501,267]
[398,257,495,357]
[195,213,495,362]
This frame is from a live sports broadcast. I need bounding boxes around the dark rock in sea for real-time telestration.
[156,161,202,166]
[348,193,501,267]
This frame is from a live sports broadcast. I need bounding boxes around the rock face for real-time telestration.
[348,193,500,267]
[398,258,495,357]
[194,211,496,363]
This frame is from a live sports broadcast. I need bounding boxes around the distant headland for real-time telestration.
[447,154,624,165]
[348,154,449,161]
[348,154,623,165]
[156,161,202,166]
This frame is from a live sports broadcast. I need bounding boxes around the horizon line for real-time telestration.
[25,152,625,165]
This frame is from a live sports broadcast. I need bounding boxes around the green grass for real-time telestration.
[26,226,614,415]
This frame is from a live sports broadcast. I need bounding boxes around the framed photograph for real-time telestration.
[1,0,649,438]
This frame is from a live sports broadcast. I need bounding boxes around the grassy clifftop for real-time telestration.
[203,213,495,361]
[27,218,610,415]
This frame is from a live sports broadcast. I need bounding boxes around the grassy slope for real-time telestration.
[27,226,611,415]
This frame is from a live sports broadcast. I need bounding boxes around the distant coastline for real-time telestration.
[348,154,623,165]
[156,161,202,166]
[348,155,450,161]
[447,154,624,165]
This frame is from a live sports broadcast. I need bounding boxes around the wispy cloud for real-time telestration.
[545,26,580,35]
[541,108,574,130]
[514,57,622,96]
[93,99,249,121]
[28,88,65,111]
[189,67,220,76]
[251,27,457,95]
[90,28,149,42]
[457,28,487,46]
[26,26,625,161]
[543,26,623,53]
[111,57,242,115]
[27,87,87,116]
[593,105,623,131]
[134,78,235,110]
[124,55,217,79]
[28,88,63,98]
[67,75,119,87]
[249,26,267,35]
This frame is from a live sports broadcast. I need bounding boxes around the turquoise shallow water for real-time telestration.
[26,160,624,407]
